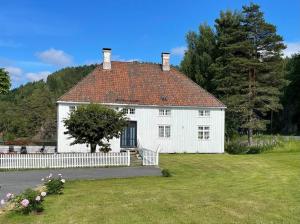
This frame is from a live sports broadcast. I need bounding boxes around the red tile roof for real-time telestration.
[59,61,225,108]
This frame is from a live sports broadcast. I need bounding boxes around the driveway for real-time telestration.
[0,167,161,202]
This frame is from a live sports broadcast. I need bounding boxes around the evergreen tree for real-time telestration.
[241,3,286,144]
[212,10,251,139]
[180,24,216,92]
[0,68,11,94]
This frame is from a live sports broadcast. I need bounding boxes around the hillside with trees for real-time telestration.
[0,64,96,143]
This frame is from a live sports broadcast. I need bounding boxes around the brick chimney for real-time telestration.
[102,48,111,70]
[161,52,170,71]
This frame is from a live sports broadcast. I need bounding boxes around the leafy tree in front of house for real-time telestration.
[0,68,11,94]
[63,104,128,153]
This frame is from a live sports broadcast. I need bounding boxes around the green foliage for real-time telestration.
[0,64,96,142]
[161,168,172,177]
[64,104,127,153]
[13,189,44,214]
[0,68,11,95]
[180,24,217,92]
[45,178,65,195]
[279,54,300,134]
[181,3,287,142]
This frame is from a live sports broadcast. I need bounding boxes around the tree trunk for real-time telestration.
[90,143,96,153]
[248,128,253,146]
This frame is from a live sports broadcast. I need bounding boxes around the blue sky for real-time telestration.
[1,0,300,88]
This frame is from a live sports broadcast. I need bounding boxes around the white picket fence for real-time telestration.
[0,152,130,169]
[138,147,160,166]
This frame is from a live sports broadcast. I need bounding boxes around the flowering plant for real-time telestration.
[13,188,44,214]
[42,173,66,195]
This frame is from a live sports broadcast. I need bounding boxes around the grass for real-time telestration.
[1,141,300,223]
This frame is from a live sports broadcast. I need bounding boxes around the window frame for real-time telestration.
[198,125,210,140]
[198,109,210,117]
[158,125,171,138]
[69,105,77,113]
[159,109,171,116]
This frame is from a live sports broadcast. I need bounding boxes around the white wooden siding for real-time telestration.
[57,103,225,153]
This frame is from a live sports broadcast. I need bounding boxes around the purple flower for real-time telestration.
[20,199,29,207]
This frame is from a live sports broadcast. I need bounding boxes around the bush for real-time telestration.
[225,142,248,154]
[13,189,44,214]
[43,174,65,195]
[161,169,172,177]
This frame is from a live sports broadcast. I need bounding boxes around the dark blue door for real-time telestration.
[120,121,137,148]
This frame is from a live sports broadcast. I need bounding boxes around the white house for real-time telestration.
[57,48,226,153]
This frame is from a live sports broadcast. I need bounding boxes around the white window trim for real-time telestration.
[198,125,211,141]
[69,105,77,113]
[198,109,210,118]
[158,108,171,117]
[122,107,135,115]
[158,125,171,138]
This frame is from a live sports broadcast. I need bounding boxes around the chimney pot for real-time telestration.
[161,52,170,71]
[102,48,111,70]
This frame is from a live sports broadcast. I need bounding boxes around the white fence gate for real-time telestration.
[138,148,159,166]
[0,152,130,169]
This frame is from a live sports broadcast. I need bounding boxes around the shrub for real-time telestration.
[43,174,65,195]
[225,142,248,154]
[13,189,44,214]
[161,169,172,177]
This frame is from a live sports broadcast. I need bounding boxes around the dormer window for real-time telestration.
[159,109,171,116]
[199,110,210,117]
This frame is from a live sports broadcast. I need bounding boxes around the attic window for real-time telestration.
[122,108,135,115]
[159,109,171,116]
[69,106,76,113]
[199,110,210,117]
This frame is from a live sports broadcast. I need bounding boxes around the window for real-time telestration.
[199,110,210,117]
[129,108,135,114]
[69,106,76,113]
[122,108,135,115]
[159,109,171,116]
[159,125,171,138]
[198,126,210,140]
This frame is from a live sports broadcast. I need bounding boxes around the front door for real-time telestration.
[120,121,137,148]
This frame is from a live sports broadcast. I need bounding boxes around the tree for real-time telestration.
[63,104,128,153]
[280,54,300,133]
[241,3,286,144]
[180,24,217,92]
[212,10,250,139]
[0,68,11,94]
[211,4,286,145]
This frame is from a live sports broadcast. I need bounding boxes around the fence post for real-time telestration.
[127,150,130,166]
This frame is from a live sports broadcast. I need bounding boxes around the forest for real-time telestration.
[0,3,299,144]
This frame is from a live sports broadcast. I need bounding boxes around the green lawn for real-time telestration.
[1,142,300,224]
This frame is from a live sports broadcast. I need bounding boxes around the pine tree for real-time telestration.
[180,24,216,92]
[241,3,286,144]
[212,10,251,139]
[0,68,11,94]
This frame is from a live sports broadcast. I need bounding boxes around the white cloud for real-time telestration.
[171,46,187,57]
[283,42,300,57]
[36,48,73,66]
[26,71,51,82]
[4,66,23,81]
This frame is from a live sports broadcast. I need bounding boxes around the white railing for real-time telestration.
[0,151,130,169]
[138,147,160,166]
